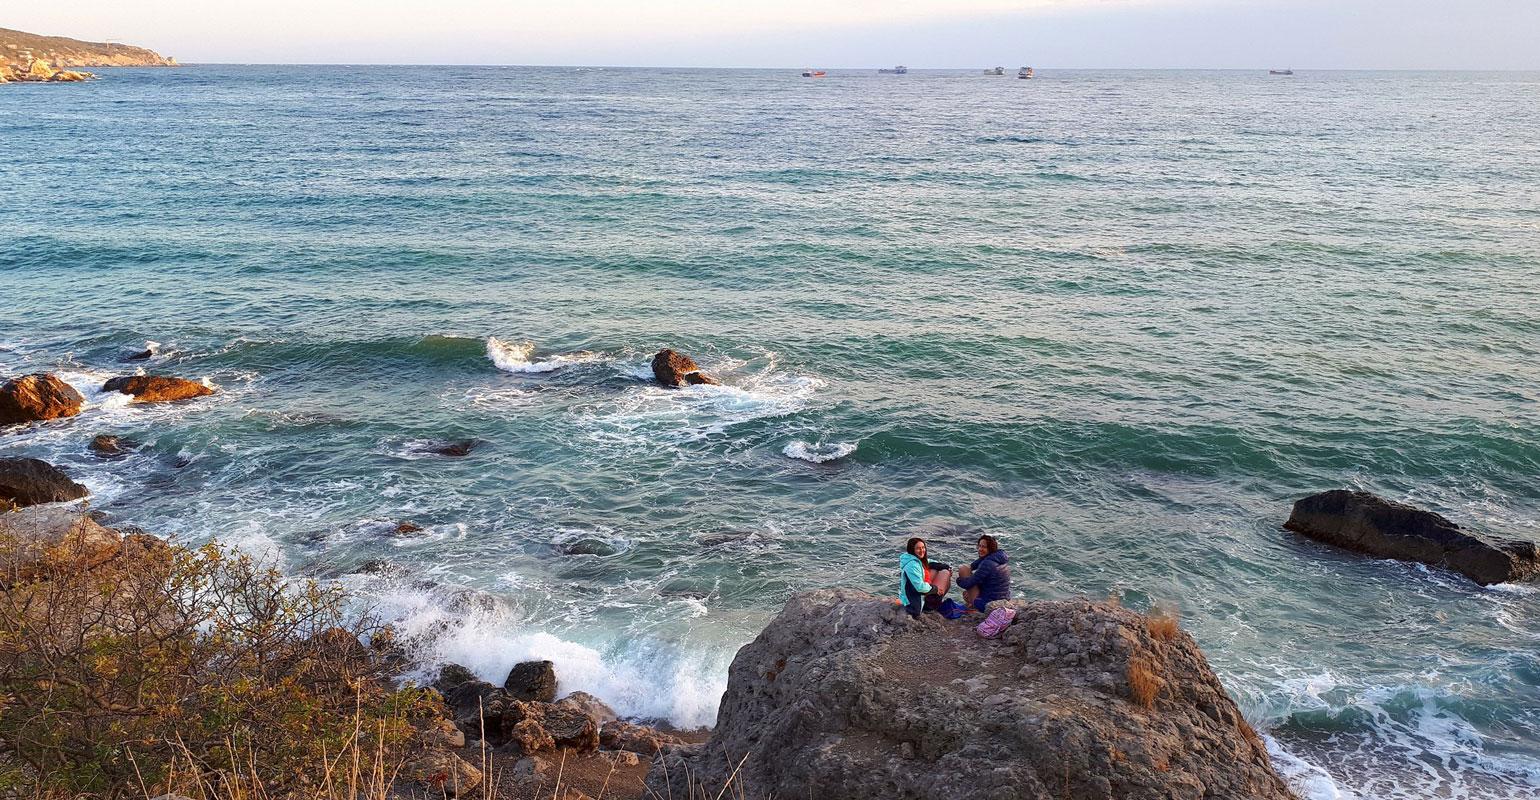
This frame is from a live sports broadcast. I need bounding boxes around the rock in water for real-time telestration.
[0,373,85,425]
[89,434,135,458]
[651,349,719,387]
[0,458,90,508]
[505,659,558,702]
[101,375,214,403]
[1285,489,1540,585]
[647,589,1293,800]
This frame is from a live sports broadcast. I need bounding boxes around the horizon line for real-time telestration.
[141,63,1540,72]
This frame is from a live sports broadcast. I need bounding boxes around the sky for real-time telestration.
[7,0,1540,69]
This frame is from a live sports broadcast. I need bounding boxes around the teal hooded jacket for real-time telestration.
[899,552,932,605]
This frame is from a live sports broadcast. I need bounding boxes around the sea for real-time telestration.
[3,66,1538,799]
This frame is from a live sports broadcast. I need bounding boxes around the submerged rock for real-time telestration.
[505,659,558,702]
[0,457,90,509]
[1285,489,1540,585]
[651,349,719,387]
[89,434,136,458]
[0,373,84,425]
[423,438,479,457]
[102,375,213,403]
[648,589,1292,800]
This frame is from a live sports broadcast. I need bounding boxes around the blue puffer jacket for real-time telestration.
[957,550,1010,603]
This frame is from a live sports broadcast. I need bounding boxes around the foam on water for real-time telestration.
[487,336,604,374]
[782,440,859,463]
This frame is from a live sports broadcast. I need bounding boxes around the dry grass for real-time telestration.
[1146,607,1181,642]
[1126,656,1164,709]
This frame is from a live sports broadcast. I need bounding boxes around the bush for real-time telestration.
[0,516,437,798]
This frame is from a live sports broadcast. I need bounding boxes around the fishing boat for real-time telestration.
[801,69,827,78]
[1018,66,1035,79]
[984,66,1005,76]
[1269,68,1294,75]
[878,66,908,74]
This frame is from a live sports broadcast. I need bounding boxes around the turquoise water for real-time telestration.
[3,66,1539,798]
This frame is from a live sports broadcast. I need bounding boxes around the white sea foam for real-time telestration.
[487,336,603,374]
[1265,735,1352,800]
[357,574,731,727]
[782,440,858,463]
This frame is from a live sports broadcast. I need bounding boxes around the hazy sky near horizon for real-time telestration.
[9,0,1540,69]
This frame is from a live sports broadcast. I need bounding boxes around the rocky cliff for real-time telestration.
[0,26,175,74]
[649,590,1295,800]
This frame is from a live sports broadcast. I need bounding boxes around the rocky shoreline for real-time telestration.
[1,25,176,85]
[5,358,1538,798]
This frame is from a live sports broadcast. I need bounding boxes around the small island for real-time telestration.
[0,26,175,84]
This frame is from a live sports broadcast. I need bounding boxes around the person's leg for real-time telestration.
[964,586,980,610]
[931,568,951,597]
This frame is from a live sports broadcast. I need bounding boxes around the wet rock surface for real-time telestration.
[651,349,719,387]
[102,375,213,403]
[1286,489,1540,585]
[0,457,89,509]
[648,589,1292,800]
[0,373,84,425]
[504,659,558,702]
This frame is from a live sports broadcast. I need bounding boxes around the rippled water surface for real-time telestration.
[4,66,1539,799]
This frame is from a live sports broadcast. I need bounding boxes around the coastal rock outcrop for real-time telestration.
[0,458,90,509]
[0,373,84,425]
[102,375,213,403]
[505,659,558,701]
[1,26,176,70]
[0,504,121,585]
[651,349,720,387]
[647,589,1292,800]
[1285,489,1540,585]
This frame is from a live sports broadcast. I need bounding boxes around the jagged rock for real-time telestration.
[600,720,684,755]
[651,349,719,387]
[404,750,482,797]
[556,691,618,725]
[102,375,213,403]
[123,348,155,362]
[647,589,1291,800]
[0,373,84,425]
[1286,489,1540,585]
[501,716,556,756]
[25,59,55,80]
[52,69,90,81]
[0,505,122,586]
[435,662,477,694]
[505,659,558,702]
[423,716,467,749]
[540,701,600,751]
[395,521,424,534]
[0,458,89,508]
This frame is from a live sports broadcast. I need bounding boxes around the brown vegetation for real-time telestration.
[0,516,437,798]
[1146,607,1181,642]
[1126,655,1164,709]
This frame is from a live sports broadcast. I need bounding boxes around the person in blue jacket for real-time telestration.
[957,534,1010,612]
[898,537,952,618]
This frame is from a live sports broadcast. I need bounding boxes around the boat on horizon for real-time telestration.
[984,66,1005,76]
[877,66,908,74]
[801,69,827,78]
[1269,68,1294,75]
[1018,66,1035,80]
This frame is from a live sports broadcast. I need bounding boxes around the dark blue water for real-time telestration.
[3,66,1539,799]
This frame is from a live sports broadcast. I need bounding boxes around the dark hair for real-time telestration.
[977,534,999,555]
[905,537,929,569]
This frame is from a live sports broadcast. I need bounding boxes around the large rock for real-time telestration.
[651,349,720,387]
[0,505,122,586]
[25,59,55,80]
[505,659,558,702]
[0,458,89,509]
[601,720,684,755]
[1285,489,1540,585]
[0,373,85,425]
[648,590,1291,800]
[404,750,482,797]
[102,375,214,403]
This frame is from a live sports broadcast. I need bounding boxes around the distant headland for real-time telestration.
[0,26,175,83]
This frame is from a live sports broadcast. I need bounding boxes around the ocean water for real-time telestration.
[3,66,1539,798]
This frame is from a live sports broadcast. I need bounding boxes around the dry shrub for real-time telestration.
[1126,656,1164,709]
[1146,607,1181,642]
[0,517,438,798]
